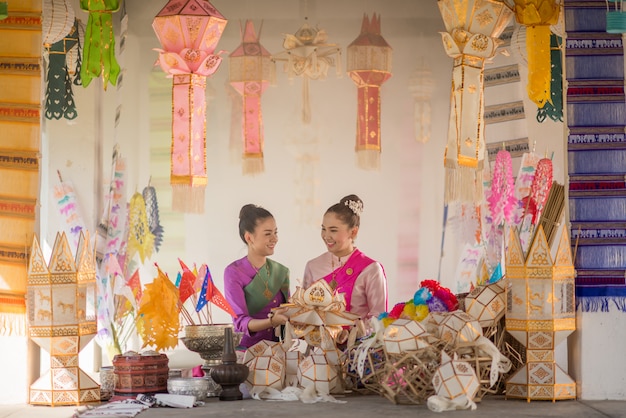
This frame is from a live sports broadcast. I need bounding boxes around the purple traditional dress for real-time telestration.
[302,248,387,320]
[224,257,289,348]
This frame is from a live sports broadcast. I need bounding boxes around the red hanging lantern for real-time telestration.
[347,13,392,170]
[229,20,274,175]
[152,0,227,213]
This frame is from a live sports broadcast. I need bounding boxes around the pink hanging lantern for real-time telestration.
[229,20,274,175]
[347,13,392,170]
[152,0,227,213]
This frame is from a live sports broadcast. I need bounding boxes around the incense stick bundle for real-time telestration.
[539,181,565,245]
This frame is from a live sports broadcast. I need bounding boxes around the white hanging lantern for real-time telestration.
[42,0,75,49]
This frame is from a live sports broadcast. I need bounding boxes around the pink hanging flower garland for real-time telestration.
[487,150,518,227]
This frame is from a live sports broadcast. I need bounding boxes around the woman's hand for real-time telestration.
[268,307,289,327]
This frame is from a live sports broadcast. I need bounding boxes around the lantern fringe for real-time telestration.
[242,156,264,176]
[444,165,484,204]
[172,185,205,214]
[356,149,381,171]
[0,312,26,337]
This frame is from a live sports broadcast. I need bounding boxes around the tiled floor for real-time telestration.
[3,394,626,418]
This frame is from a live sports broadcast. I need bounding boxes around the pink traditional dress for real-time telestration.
[302,248,387,320]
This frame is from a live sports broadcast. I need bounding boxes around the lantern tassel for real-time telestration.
[356,150,380,170]
[444,164,484,204]
[172,185,205,214]
[242,157,265,176]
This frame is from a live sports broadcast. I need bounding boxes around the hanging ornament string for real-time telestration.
[487,150,518,227]
[524,157,553,225]
[80,0,121,89]
[142,179,164,253]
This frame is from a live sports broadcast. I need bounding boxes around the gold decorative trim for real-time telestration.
[0,56,41,76]
[0,243,27,265]
[0,103,41,124]
[0,196,37,219]
[0,12,42,31]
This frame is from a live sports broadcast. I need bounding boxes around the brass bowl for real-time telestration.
[181,324,243,366]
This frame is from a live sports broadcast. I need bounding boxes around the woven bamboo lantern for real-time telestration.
[27,232,99,405]
[505,224,576,401]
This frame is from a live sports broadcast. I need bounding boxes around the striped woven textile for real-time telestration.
[566,0,626,311]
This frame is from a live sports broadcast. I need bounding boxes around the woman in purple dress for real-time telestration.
[224,204,290,349]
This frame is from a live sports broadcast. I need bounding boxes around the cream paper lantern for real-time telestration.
[245,355,285,391]
[285,350,302,387]
[438,311,483,347]
[297,350,340,395]
[464,281,506,328]
[242,339,285,365]
[428,351,480,411]
[243,340,286,392]
[382,318,431,354]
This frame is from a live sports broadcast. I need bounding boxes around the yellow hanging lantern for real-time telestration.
[510,0,560,108]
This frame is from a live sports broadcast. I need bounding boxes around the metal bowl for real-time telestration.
[181,324,243,366]
[167,377,210,401]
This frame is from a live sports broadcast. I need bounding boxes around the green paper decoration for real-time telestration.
[45,20,81,120]
[536,34,563,123]
[0,2,8,20]
[80,0,120,89]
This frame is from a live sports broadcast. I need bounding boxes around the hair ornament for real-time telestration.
[344,199,363,216]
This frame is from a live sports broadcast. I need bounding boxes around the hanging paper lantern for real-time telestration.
[152,0,227,213]
[347,13,392,170]
[229,20,274,175]
[42,0,75,49]
[44,19,81,120]
[80,0,120,89]
[438,0,514,203]
[510,1,560,107]
[408,63,435,143]
[272,21,342,124]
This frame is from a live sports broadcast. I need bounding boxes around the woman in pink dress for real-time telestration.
[302,194,388,321]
